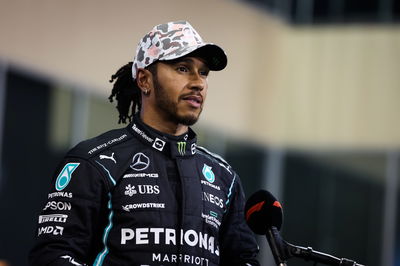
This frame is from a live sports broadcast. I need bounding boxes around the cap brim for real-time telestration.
[190,44,227,71]
[160,43,228,71]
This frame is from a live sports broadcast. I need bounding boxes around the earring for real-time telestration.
[144,89,148,95]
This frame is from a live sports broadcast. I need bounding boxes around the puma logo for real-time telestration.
[99,152,116,164]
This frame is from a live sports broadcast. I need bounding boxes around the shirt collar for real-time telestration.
[128,115,198,158]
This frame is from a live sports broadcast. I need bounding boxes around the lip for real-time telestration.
[182,95,203,108]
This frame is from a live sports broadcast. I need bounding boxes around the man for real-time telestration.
[29,21,259,266]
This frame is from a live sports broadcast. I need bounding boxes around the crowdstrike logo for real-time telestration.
[122,203,165,211]
[177,142,186,156]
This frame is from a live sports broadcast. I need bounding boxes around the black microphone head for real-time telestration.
[245,189,283,234]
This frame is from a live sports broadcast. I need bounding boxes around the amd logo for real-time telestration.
[38,226,64,236]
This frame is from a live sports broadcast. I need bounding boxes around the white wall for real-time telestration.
[1,0,399,149]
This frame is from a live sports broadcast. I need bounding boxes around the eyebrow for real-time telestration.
[162,57,208,68]
[176,58,196,64]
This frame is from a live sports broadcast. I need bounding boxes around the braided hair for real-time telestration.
[108,62,141,124]
[109,62,159,123]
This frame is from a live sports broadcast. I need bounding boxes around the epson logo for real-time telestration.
[38,226,64,236]
[120,228,219,256]
[39,214,68,224]
[202,192,224,209]
[43,201,72,211]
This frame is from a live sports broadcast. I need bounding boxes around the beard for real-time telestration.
[153,77,202,126]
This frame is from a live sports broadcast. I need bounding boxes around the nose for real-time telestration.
[189,72,206,92]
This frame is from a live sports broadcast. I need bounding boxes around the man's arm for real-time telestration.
[219,176,260,266]
[29,158,111,266]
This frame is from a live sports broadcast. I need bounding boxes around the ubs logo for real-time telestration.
[130,153,150,171]
[125,184,160,196]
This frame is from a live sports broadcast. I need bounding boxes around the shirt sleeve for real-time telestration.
[29,157,112,266]
[219,176,260,266]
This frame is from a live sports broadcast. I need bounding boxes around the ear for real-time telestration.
[136,68,153,94]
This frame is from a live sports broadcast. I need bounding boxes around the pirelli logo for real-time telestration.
[177,142,186,156]
[39,214,68,224]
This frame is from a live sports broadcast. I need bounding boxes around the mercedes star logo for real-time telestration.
[130,152,150,171]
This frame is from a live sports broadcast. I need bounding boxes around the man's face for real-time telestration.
[151,56,209,126]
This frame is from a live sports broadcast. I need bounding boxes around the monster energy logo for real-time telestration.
[177,142,186,156]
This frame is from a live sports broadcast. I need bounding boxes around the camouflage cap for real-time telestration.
[132,21,227,79]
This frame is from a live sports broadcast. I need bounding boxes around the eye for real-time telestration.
[199,69,209,77]
[177,66,189,72]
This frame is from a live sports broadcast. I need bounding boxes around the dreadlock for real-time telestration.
[108,62,141,124]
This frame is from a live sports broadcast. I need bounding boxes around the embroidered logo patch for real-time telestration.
[177,142,186,156]
[202,164,215,183]
[55,163,80,191]
[130,153,150,171]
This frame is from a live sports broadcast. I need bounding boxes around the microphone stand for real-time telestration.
[285,242,365,266]
[266,227,289,266]
[266,227,365,266]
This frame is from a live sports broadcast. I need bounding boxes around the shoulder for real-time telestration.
[67,126,134,159]
[61,126,141,186]
[196,145,235,176]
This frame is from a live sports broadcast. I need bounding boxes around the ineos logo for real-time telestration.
[130,153,150,171]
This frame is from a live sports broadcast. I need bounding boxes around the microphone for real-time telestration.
[245,190,366,266]
[245,190,287,265]
[244,189,283,233]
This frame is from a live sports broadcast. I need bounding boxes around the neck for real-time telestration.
[140,110,188,136]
